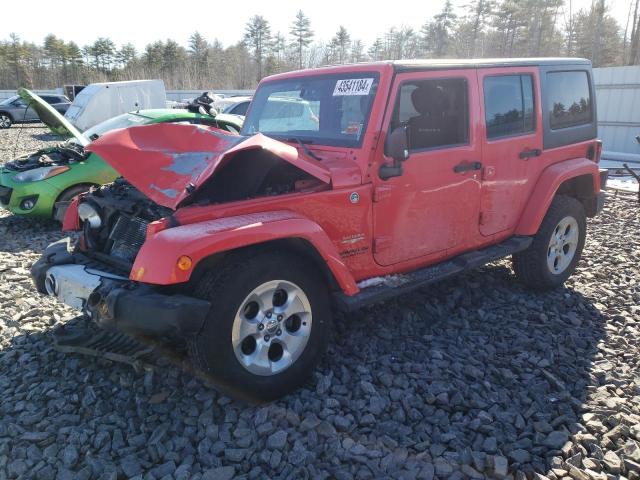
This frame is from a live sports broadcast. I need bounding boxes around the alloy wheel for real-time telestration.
[547,215,579,274]
[231,280,312,376]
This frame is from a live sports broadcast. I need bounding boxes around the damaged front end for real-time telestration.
[32,122,337,338]
[31,238,211,338]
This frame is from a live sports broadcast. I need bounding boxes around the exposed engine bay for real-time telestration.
[79,179,172,270]
[4,144,86,172]
[191,148,323,204]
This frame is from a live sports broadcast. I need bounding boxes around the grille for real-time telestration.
[0,185,12,205]
[108,215,149,263]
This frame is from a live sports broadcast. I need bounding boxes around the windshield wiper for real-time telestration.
[286,137,322,162]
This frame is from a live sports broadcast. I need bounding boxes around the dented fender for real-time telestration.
[130,210,360,296]
[515,157,600,236]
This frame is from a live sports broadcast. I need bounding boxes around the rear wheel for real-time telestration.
[512,195,586,290]
[0,114,12,129]
[188,250,332,401]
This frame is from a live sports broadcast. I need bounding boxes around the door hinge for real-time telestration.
[373,185,393,202]
[373,236,392,253]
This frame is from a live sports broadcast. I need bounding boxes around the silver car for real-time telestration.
[0,94,71,129]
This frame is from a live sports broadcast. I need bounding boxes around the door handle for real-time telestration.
[519,148,542,159]
[453,161,482,173]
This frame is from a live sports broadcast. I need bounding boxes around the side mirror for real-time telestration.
[379,126,409,180]
[387,125,409,163]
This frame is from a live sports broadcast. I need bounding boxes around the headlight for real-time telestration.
[78,202,102,229]
[13,166,70,183]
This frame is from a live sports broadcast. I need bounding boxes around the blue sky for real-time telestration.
[4,0,632,51]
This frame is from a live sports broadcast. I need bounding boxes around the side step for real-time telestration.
[333,236,533,312]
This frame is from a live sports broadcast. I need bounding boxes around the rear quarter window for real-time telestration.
[547,71,592,130]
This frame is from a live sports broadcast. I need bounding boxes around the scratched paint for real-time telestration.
[162,152,212,179]
[150,185,179,199]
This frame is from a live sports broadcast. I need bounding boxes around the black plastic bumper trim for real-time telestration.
[99,286,211,337]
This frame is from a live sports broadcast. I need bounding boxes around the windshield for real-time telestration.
[0,96,19,106]
[79,112,149,142]
[241,72,379,147]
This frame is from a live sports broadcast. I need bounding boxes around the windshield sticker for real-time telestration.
[333,78,374,96]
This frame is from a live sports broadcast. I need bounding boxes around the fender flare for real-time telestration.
[131,210,360,295]
[515,157,600,236]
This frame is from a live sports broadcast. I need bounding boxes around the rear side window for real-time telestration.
[484,75,535,139]
[390,77,469,151]
[547,71,592,129]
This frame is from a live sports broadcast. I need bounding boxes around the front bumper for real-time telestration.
[31,239,211,337]
[0,170,59,217]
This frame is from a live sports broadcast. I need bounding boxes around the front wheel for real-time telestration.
[0,114,12,129]
[188,251,332,401]
[512,195,586,290]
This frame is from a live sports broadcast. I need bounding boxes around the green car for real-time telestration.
[0,88,244,221]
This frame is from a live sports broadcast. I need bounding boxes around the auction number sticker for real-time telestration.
[333,78,374,96]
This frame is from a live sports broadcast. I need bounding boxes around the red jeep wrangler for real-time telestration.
[32,58,607,400]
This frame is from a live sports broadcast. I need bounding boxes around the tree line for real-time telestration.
[0,0,637,90]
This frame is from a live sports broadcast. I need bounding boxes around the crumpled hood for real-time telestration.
[86,123,331,209]
[18,88,88,146]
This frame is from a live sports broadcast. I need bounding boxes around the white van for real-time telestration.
[64,80,166,131]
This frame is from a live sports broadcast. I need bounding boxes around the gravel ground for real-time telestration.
[1,126,639,480]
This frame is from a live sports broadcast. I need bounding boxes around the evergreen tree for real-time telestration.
[188,32,209,73]
[290,10,314,69]
[244,15,272,82]
[331,26,351,63]
[574,0,622,66]
[116,43,136,68]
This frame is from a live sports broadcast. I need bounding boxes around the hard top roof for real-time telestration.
[391,57,590,71]
[263,58,591,82]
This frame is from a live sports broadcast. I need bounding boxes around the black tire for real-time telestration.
[512,195,586,290]
[188,250,332,401]
[53,184,93,222]
[0,113,12,129]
